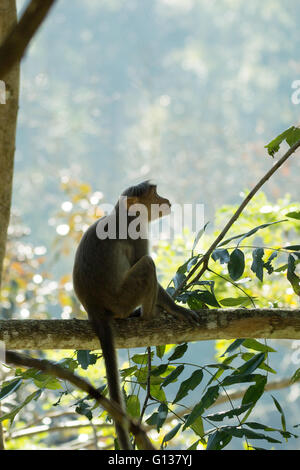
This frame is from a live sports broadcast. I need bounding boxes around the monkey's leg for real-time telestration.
[157,283,199,322]
[112,255,158,320]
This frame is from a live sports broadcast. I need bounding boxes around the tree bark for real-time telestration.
[0,0,57,79]
[1,309,300,350]
[0,0,20,292]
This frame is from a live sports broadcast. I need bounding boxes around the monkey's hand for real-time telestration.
[157,284,200,324]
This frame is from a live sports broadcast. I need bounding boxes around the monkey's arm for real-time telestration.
[157,283,199,322]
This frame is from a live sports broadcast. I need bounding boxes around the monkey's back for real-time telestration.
[72,219,133,312]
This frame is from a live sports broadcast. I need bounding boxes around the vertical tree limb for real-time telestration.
[0,0,57,79]
[0,0,20,294]
[0,0,20,449]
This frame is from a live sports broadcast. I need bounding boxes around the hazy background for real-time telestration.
[14,0,300,246]
[10,0,300,449]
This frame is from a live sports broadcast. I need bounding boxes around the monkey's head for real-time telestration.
[122,181,171,221]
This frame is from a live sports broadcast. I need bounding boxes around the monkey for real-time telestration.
[72,181,199,450]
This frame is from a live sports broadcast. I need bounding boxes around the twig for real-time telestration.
[173,139,300,296]
[6,419,113,440]
[5,351,155,450]
[0,0,57,78]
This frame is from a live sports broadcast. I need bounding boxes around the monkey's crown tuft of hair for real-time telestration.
[122,180,155,197]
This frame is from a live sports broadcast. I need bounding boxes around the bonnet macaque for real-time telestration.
[73,181,198,449]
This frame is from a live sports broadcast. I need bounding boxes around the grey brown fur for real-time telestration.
[72,182,198,449]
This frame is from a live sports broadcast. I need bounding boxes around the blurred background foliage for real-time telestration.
[1,0,300,450]
[1,178,300,449]
[14,0,300,248]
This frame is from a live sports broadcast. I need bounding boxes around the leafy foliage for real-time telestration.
[1,128,300,449]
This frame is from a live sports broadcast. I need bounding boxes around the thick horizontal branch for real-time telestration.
[1,309,300,350]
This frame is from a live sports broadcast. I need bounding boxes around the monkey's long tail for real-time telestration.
[89,310,132,450]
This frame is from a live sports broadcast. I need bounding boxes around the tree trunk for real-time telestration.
[0,0,20,292]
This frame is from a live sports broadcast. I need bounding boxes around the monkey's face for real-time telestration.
[125,184,171,222]
[142,185,171,221]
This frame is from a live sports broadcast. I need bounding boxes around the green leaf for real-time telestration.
[287,254,300,296]
[285,245,300,250]
[245,422,277,432]
[173,369,204,403]
[173,272,186,289]
[206,430,232,450]
[228,249,245,281]
[191,415,204,438]
[156,403,168,432]
[235,352,266,376]
[187,256,200,272]
[168,343,188,361]
[156,345,166,359]
[149,384,166,402]
[219,221,285,248]
[161,365,184,388]
[132,352,154,364]
[285,212,300,221]
[146,411,159,427]
[212,249,230,265]
[0,379,22,401]
[76,350,98,370]
[246,422,298,439]
[121,366,138,378]
[162,423,182,444]
[146,405,172,433]
[242,375,267,408]
[33,372,62,390]
[134,367,164,386]
[242,339,276,353]
[0,390,42,424]
[207,354,238,385]
[205,363,235,371]
[265,126,300,156]
[223,426,281,444]
[183,386,219,430]
[220,297,251,307]
[272,395,286,434]
[57,358,78,372]
[151,364,169,377]
[196,291,221,307]
[192,222,209,256]
[187,289,220,308]
[251,248,264,282]
[187,440,200,450]
[221,339,245,357]
[177,259,191,275]
[221,373,263,387]
[187,294,206,310]
[285,126,300,147]
[205,402,253,422]
[263,251,278,274]
[126,395,140,419]
[75,401,93,420]
[291,368,300,384]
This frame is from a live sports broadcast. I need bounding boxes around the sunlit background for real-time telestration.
[3,0,300,450]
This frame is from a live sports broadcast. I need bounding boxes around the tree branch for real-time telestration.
[4,351,155,450]
[0,0,57,79]
[173,139,300,296]
[213,377,294,406]
[1,309,300,350]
